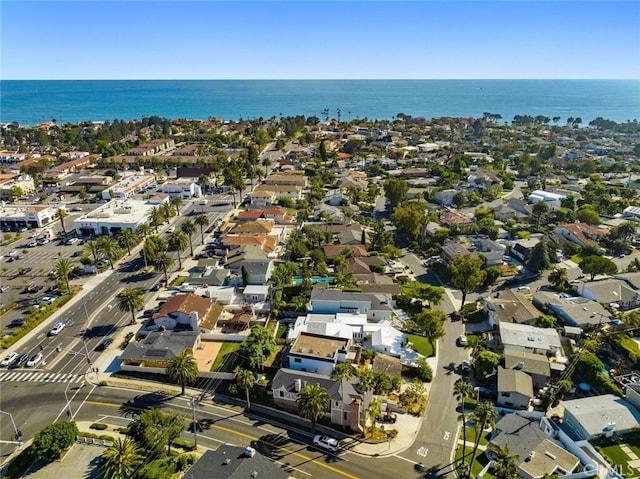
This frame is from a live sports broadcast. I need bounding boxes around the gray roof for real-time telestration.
[491,414,549,461]
[271,368,362,404]
[614,271,640,289]
[311,288,373,303]
[504,350,550,377]
[486,289,542,324]
[188,267,228,286]
[582,278,638,304]
[497,366,534,397]
[120,331,199,362]
[183,446,288,479]
[240,259,272,276]
[533,290,608,327]
[562,395,640,437]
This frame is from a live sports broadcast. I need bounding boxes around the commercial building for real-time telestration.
[101,174,155,200]
[74,198,157,237]
[0,174,36,201]
[0,204,57,229]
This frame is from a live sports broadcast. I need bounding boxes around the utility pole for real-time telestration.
[190,395,202,450]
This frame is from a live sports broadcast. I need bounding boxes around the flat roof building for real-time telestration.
[101,174,155,200]
[74,198,157,237]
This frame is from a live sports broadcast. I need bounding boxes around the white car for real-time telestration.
[517,286,531,292]
[1,352,18,367]
[26,352,43,367]
[49,322,65,336]
[457,335,468,347]
[7,250,18,257]
[28,241,38,247]
[66,238,79,245]
[167,226,176,233]
[313,435,339,452]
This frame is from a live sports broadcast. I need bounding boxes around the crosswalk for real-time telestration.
[0,371,84,383]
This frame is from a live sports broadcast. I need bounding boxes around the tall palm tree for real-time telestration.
[152,252,174,283]
[96,235,121,269]
[161,201,174,223]
[117,228,137,256]
[167,230,188,269]
[116,288,144,324]
[357,369,376,393]
[56,208,68,235]
[296,383,330,432]
[467,401,498,479]
[194,214,209,245]
[453,380,474,467]
[53,258,73,293]
[142,235,167,267]
[148,206,165,233]
[180,219,196,256]
[98,437,142,479]
[366,397,382,437]
[331,363,357,382]
[488,443,520,479]
[169,196,183,217]
[136,222,152,240]
[234,367,255,410]
[167,352,199,395]
[83,240,99,263]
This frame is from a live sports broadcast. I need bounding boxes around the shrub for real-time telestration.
[116,427,129,434]
[90,423,108,430]
[172,438,196,451]
[99,434,115,442]
[175,453,196,471]
[31,421,78,461]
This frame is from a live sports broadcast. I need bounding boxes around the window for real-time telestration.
[335,401,339,407]
[501,392,510,397]
[294,358,301,363]
[279,391,284,397]
[344,411,348,420]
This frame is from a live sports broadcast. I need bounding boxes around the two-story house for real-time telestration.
[286,332,351,376]
[310,288,393,322]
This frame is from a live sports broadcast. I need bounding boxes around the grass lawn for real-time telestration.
[406,333,435,357]
[600,444,640,476]
[454,445,494,479]
[463,426,491,446]
[570,254,583,264]
[276,322,288,339]
[210,342,243,372]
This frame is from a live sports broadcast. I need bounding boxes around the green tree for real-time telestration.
[83,240,99,263]
[580,255,617,281]
[234,366,255,409]
[366,396,382,436]
[167,352,199,395]
[413,308,447,347]
[548,267,568,289]
[238,325,276,371]
[152,252,174,283]
[127,408,183,456]
[531,201,549,228]
[296,383,330,432]
[474,350,501,378]
[368,221,393,251]
[489,443,520,479]
[168,230,188,269]
[383,177,409,209]
[527,237,551,274]
[148,205,165,233]
[390,201,427,242]
[194,214,209,246]
[533,315,556,328]
[415,357,433,382]
[450,255,486,310]
[53,257,73,293]
[576,206,602,225]
[180,219,196,256]
[117,228,137,256]
[467,402,498,478]
[96,235,121,269]
[31,421,78,461]
[332,362,357,382]
[453,380,474,467]
[56,208,69,235]
[169,196,183,216]
[9,185,24,202]
[116,288,144,324]
[98,437,142,479]
[357,369,376,393]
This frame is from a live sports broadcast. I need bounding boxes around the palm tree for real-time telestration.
[296,383,330,432]
[234,367,255,410]
[453,380,473,467]
[116,288,144,324]
[169,196,183,217]
[167,230,188,269]
[366,397,382,437]
[136,222,152,240]
[548,267,568,289]
[152,252,174,283]
[83,240,99,263]
[331,363,357,382]
[53,258,73,293]
[488,443,519,479]
[148,206,165,233]
[357,369,376,393]
[98,437,142,479]
[180,219,196,256]
[167,352,199,395]
[96,235,121,269]
[194,214,209,245]
[161,201,174,223]
[117,228,137,256]
[467,401,498,478]
[56,208,68,235]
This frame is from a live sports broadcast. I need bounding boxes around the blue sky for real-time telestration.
[2,1,639,79]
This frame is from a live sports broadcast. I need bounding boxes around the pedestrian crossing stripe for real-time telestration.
[0,372,83,383]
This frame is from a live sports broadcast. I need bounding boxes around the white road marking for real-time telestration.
[444,431,450,441]
[417,446,429,457]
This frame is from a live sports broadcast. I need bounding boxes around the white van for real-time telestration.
[199,199,208,205]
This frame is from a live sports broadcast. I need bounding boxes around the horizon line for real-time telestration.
[2,78,638,81]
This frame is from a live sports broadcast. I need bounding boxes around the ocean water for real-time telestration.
[1,80,638,125]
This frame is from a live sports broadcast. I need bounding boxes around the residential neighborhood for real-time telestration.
[1,113,640,479]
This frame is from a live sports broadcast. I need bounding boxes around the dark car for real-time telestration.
[95,337,113,351]
[381,412,397,423]
[10,352,28,369]
[9,318,26,328]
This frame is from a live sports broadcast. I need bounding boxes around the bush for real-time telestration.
[99,434,115,441]
[172,438,196,451]
[31,421,78,461]
[175,453,196,471]
[90,423,108,430]
[116,427,129,435]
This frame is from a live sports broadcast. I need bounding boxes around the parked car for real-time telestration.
[66,238,79,245]
[96,337,113,351]
[517,286,531,292]
[28,241,38,247]
[167,226,176,233]
[1,352,18,367]
[9,318,25,327]
[26,352,43,367]
[457,335,468,347]
[381,412,397,423]
[313,435,339,452]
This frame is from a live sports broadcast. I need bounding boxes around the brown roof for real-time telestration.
[153,293,216,321]
[323,244,368,260]
[237,210,264,221]
[221,235,278,252]
[441,210,474,225]
[229,220,274,235]
[198,302,224,331]
[558,222,609,244]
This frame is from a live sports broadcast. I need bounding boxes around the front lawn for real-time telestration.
[405,333,435,357]
[210,341,243,372]
[600,444,640,477]
[463,426,491,446]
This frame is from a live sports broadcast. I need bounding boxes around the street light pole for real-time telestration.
[190,395,201,450]
[0,410,21,448]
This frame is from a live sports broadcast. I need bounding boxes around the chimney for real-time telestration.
[294,378,302,392]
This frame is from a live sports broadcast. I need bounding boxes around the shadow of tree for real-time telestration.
[118,392,174,418]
